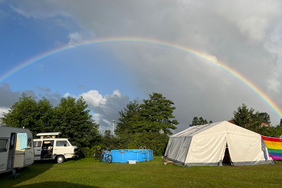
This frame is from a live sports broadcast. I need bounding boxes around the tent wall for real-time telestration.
[227,133,271,165]
[165,136,192,163]
[185,133,226,166]
[165,121,273,166]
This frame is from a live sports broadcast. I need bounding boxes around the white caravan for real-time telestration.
[33,132,78,163]
[0,127,34,175]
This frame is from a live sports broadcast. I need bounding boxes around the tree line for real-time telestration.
[1,92,178,156]
[191,104,282,137]
[1,93,282,157]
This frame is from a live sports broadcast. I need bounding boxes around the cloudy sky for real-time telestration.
[1,0,282,133]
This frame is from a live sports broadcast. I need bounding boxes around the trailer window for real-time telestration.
[0,139,8,152]
[34,141,42,147]
[56,140,69,147]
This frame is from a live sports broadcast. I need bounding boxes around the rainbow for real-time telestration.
[1,37,282,118]
[262,136,282,160]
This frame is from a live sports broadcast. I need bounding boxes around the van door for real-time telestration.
[41,140,54,159]
[34,140,42,160]
[55,140,71,158]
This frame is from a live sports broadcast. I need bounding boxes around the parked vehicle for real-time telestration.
[0,126,34,175]
[33,132,78,163]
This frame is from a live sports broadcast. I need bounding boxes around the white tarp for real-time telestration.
[164,121,273,166]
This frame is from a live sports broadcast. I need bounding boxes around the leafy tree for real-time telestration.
[191,116,212,126]
[120,132,169,156]
[137,92,179,135]
[232,104,272,132]
[35,97,55,133]
[258,126,282,137]
[191,117,199,126]
[258,112,271,124]
[115,92,179,155]
[1,94,53,136]
[53,96,100,148]
[233,104,259,128]
[116,93,178,135]
[115,100,140,136]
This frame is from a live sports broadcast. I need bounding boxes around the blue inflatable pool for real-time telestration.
[104,149,153,163]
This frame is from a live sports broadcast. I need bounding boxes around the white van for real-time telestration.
[0,127,34,175]
[33,132,78,163]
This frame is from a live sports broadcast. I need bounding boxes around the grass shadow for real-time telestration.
[13,181,99,188]
[0,160,55,187]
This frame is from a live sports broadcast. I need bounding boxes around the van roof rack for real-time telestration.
[36,132,61,139]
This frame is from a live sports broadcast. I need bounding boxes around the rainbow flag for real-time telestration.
[262,136,282,160]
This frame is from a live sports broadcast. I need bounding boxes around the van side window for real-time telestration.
[34,141,42,147]
[0,139,8,152]
[56,141,69,147]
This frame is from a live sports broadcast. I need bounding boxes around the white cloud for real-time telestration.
[63,93,70,98]
[0,107,9,117]
[81,90,130,132]
[214,0,281,41]
[67,31,96,46]
[68,32,83,45]
[81,90,104,107]
[0,107,9,126]
[268,75,281,94]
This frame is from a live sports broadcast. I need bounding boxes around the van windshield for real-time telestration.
[68,140,75,146]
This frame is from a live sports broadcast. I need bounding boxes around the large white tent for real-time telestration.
[164,121,273,166]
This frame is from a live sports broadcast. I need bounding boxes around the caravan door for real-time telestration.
[34,140,42,160]
[7,133,16,170]
[14,133,28,168]
[24,138,34,166]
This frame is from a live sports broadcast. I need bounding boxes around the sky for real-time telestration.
[1,0,282,133]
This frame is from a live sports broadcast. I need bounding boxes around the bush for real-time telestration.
[117,132,169,156]
[80,146,101,158]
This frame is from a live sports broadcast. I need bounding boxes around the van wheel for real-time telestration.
[56,156,65,163]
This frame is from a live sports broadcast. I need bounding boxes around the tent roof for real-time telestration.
[172,121,260,138]
[172,121,222,137]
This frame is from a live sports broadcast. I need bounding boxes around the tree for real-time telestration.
[115,92,179,155]
[2,94,100,148]
[137,92,179,135]
[1,94,53,136]
[116,93,179,135]
[53,96,99,148]
[258,126,282,137]
[115,100,140,136]
[191,116,211,126]
[232,104,271,132]
[258,112,271,124]
[191,117,199,126]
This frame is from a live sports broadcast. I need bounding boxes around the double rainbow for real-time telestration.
[0,37,281,118]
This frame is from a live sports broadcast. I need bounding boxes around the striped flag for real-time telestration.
[262,136,282,160]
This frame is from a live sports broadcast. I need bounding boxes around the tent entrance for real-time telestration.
[222,145,232,166]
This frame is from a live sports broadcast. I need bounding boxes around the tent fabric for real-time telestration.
[164,121,273,166]
[261,136,282,160]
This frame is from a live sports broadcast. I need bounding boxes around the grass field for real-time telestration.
[1,156,282,187]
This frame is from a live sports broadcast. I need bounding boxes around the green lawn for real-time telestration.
[1,157,282,187]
